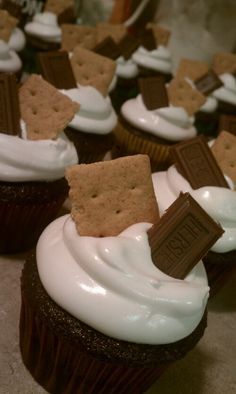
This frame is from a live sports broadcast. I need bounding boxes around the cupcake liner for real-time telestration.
[19,252,207,394]
[203,250,236,297]
[0,178,68,254]
[65,127,115,164]
[112,120,172,171]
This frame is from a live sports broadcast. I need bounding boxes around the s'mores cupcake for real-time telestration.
[20,155,215,394]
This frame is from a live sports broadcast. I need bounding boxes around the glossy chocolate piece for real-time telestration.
[170,136,229,189]
[37,50,77,89]
[148,193,224,279]
[0,73,21,136]
[218,114,236,136]
[139,76,169,110]
[118,33,140,60]
[93,36,121,60]
[195,70,223,96]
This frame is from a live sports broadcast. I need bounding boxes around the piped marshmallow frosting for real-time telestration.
[121,94,197,141]
[152,165,236,253]
[0,39,22,73]
[132,45,172,74]
[24,12,61,43]
[61,85,117,135]
[37,214,209,344]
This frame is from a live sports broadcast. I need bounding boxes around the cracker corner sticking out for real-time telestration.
[211,130,236,189]
[175,58,210,81]
[65,154,160,237]
[19,74,79,140]
[212,52,236,75]
[167,77,206,116]
[61,24,97,52]
[146,23,171,46]
[96,22,127,44]
[70,46,116,97]
[44,0,74,15]
[0,10,18,42]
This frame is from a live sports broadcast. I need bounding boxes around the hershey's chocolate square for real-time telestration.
[148,193,224,279]
[195,70,223,96]
[93,36,121,60]
[0,73,21,136]
[37,50,77,90]
[139,28,156,51]
[139,76,169,110]
[118,33,140,60]
[170,136,229,189]
[218,114,236,136]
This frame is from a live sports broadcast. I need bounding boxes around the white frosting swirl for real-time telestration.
[121,94,197,141]
[0,126,78,182]
[37,215,209,344]
[132,45,172,74]
[116,55,139,79]
[199,95,218,113]
[60,85,117,135]
[0,40,22,73]
[24,12,61,43]
[152,166,236,253]
[212,73,236,106]
[8,27,26,52]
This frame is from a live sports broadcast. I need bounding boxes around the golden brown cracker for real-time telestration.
[146,23,171,46]
[70,46,116,97]
[96,22,127,44]
[0,10,18,42]
[44,0,74,15]
[176,58,209,81]
[61,24,97,52]
[212,52,236,75]
[19,74,79,140]
[167,78,206,116]
[65,155,160,237]
[211,131,236,188]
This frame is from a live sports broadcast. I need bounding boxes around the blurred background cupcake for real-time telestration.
[113,75,205,171]
[0,73,78,254]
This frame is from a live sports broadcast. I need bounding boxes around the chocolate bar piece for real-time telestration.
[170,136,229,189]
[58,6,75,25]
[37,50,77,90]
[148,193,224,279]
[93,36,121,60]
[0,74,21,136]
[118,33,140,60]
[139,28,156,51]
[218,114,236,136]
[195,70,223,96]
[139,77,169,110]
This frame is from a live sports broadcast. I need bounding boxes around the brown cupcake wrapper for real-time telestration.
[65,127,115,164]
[20,295,170,394]
[113,121,171,171]
[20,252,207,393]
[0,179,68,254]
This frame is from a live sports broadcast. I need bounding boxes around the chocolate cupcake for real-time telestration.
[132,24,173,82]
[113,76,205,171]
[152,135,236,296]
[0,73,78,254]
[20,155,209,393]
